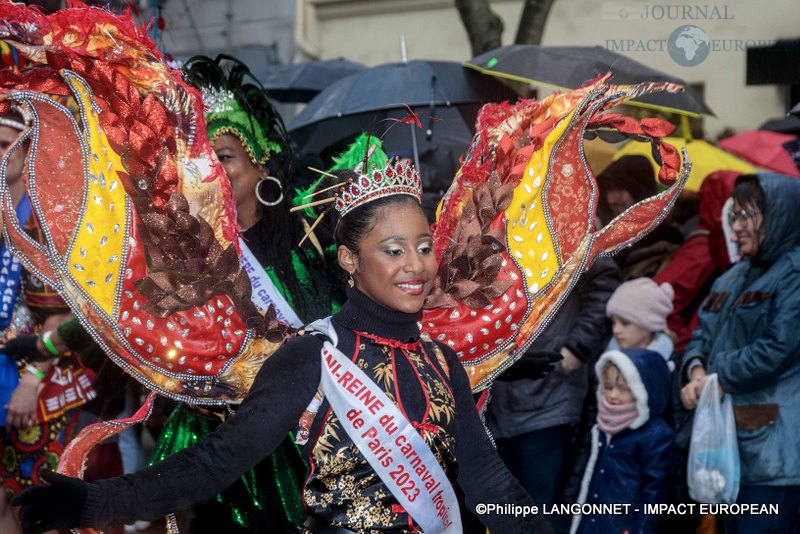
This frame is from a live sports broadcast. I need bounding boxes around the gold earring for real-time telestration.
[348,272,355,288]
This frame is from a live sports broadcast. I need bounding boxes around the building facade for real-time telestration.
[295,0,799,138]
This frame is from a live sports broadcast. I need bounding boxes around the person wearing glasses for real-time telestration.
[680,174,800,533]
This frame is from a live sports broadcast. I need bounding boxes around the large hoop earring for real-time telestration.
[255,176,284,207]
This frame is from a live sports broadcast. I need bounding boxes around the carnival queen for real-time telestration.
[14,155,553,534]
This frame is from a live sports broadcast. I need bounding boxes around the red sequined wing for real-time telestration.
[423,75,690,391]
[0,2,287,405]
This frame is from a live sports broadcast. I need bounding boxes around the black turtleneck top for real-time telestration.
[83,290,546,533]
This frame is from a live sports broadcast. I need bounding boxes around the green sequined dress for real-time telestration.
[151,405,306,532]
[151,231,342,533]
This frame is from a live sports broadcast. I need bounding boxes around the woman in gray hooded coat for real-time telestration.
[681,173,800,533]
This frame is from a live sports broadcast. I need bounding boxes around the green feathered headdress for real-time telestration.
[184,55,290,169]
[293,133,389,216]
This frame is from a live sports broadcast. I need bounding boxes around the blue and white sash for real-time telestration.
[238,237,302,327]
[0,194,31,330]
[309,318,462,534]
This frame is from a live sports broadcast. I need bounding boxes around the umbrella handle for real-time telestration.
[680,115,693,141]
[410,121,421,171]
[427,74,437,141]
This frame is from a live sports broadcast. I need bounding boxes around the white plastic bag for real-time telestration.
[687,373,740,503]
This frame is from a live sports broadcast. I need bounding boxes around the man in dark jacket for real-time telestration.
[487,257,621,531]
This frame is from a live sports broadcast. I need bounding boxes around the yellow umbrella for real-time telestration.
[584,137,619,175]
[614,137,756,192]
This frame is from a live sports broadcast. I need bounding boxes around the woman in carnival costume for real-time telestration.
[13,150,557,534]
[184,55,342,324]
[0,3,693,533]
[148,55,343,533]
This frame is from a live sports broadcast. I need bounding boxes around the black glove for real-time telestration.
[0,334,49,362]
[496,351,562,382]
[10,470,88,534]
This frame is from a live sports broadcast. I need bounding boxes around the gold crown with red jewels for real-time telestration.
[334,158,422,217]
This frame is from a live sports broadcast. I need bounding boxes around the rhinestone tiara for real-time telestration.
[334,158,422,217]
[200,86,237,114]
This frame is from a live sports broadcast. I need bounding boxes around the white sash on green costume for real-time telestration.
[238,237,302,327]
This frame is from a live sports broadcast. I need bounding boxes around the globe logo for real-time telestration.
[668,25,711,67]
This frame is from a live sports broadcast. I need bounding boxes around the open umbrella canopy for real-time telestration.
[288,60,512,131]
[289,60,513,194]
[615,137,756,192]
[759,115,800,136]
[253,58,365,102]
[465,44,714,118]
[719,130,800,178]
[290,104,480,161]
[290,104,484,202]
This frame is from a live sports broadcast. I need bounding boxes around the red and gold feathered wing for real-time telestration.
[423,76,689,390]
[0,2,292,501]
[0,1,689,509]
[0,1,286,405]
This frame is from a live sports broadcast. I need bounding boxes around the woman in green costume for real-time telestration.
[148,55,343,533]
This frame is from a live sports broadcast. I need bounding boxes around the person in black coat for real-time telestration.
[487,257,621,532]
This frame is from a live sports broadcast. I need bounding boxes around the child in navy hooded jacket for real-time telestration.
[571,349,675,534]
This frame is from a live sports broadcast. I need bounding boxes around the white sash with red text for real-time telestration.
[238,238,302,327]
[310,318,462,534]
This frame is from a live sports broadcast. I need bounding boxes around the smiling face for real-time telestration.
[602,363,635,405]
[339,201,437,314]
[213,133,263,210]
[730,200,764,257]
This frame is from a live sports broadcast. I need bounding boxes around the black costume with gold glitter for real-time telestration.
[77,289,542,533]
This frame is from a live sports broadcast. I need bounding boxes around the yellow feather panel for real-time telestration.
[66,78,129,316]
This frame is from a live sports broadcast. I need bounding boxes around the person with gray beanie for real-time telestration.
[605,278,675,366]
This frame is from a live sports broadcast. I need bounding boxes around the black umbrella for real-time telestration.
[288,60,512,194]
[760,115,800,136]
[290,104,483,201]
[288,60,512,131]
[465,44,714,118]
[253,58,365,102]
